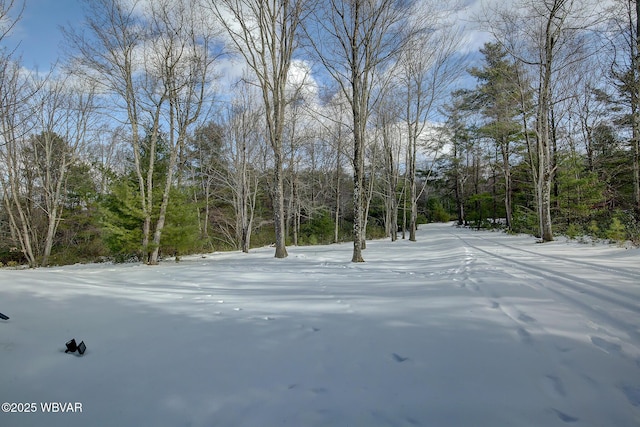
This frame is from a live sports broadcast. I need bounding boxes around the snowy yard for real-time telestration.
[1,223,640,427]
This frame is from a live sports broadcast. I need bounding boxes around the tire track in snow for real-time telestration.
[460,233,640,302]
[466,233,640,280]
[453,233,640,342]
[451,229,640,422]
[449,239,540,348]
[450,236,581,422]
[451,246,482,293]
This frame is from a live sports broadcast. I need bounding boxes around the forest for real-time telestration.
[0,0,639,267]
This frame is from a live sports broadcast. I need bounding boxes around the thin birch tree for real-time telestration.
[146,0,218,264]
[65,0,158,261]
[209,0,307,258]
[66,0,217,263]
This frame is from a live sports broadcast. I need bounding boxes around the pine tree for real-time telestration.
[554,151,606,230]
[468,42,524,230]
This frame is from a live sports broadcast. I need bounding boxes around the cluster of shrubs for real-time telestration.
[563,214,638,246]
[0,247,25,268]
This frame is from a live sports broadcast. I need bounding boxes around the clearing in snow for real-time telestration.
[1,223,639,426]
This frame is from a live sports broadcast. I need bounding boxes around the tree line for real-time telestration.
[0,0,638,267]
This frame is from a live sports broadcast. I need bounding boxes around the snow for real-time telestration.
[1,222,640,427]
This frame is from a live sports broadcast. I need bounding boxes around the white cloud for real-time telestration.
[287,59,318,103]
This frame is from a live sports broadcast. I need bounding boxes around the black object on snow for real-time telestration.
[65,338,86,355]
[0,312,8,320]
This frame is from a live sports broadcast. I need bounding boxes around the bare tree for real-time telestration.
[284,97,303,246]
[65,0,158,261]
[373,88,403,240]
[90,124,129,195]
[146,0,218,264]
[209,0,307,258]
[308,91,351,243]
[0,64,97,267]
[573,66,610,172]
[66,0,217,264]
[0,0,23,50]
[282,66,318,246]
[216,82,264,253]
[399,3,464,241]
[485,0,604,241]
[609,0,640,214]
[31,76,98,266]
[0,61,38,265]
[0,0,38,265]
[306,0,409,262]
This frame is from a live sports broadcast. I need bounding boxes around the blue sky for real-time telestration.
[13,0,84,69]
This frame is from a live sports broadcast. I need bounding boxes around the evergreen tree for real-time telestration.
[554,151,606,230]
[101,178,145,261]
[101,129,200,262]
[468,42,524,230]
[159,188,201,259]
[441,96,473,226]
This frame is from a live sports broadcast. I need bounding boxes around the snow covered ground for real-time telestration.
[1,222,639,427]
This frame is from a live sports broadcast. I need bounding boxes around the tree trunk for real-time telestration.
[149,145,179,265]
[352,123,365,262]
[273,150,289,258]
[362,144,378,249]
[406,119,418,241]
[455,175,464,226]
[387,149,398,242]
[352,78,366,261]
[500,139,512,230]
[534,4,560,243]
[454,142,465,226]
[633,0,640,215]
[402,175,408,239]
[633,116,640,215]
[334,135,342,244]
